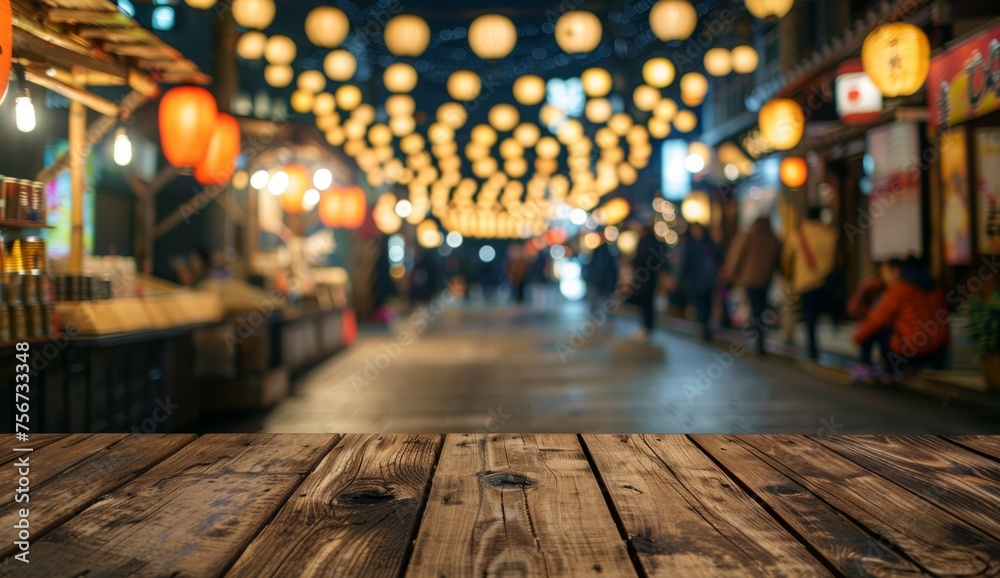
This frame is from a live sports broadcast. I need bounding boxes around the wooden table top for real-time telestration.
[2,434,999,576]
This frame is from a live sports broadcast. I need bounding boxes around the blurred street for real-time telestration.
[247,303,1000,434]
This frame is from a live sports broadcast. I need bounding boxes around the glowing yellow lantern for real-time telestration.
[745,0,794,20]
[536,136,560,159]
[555,11,602,54]
[596,198,631,225]
[368,124,392,147]
[335,84,362,111]
[232,0,275,30]
[585,98,613,123]
[513,75,546,106]
[471,124,498,146]
[581,67,613,97]
[653,97,677,120]
[861,23,930,98]
[264,64,293,88]
[649,0,697,41]
[648,116,670,138]
[352,103,376,125]
[313,92,336,116]
[468,14,517,60]
[633,84,660,112]
[704,48,732,76]
[437,102,468,128]
[731,45,759,74]
[642,57,676,88]
[681,191,711,224]
[326,127,346,146]
[758,98,804,150]
[489,104,520,132]
[539,104,565,127]
[290,90,315,113]
[673,109,697,132]
[447,70,481,101]
[236,31,266,60]
[384,94,415,117]
[514,123,541,147]
[390,115,415,137]
[384,14,431,57]
[383,62,418,93]
[608,112,633,136]
[297,70,326,93]
[264,35,296,65]
[680,72,708,106]
[324,49,357,81]
[305,6,349,48]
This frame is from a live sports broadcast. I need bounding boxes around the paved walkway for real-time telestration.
[253,303,1000,434]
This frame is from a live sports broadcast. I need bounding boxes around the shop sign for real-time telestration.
[928,23,1000,128]
[866,123,923,261]
[975,127,1000,254]
[835,60,883,124]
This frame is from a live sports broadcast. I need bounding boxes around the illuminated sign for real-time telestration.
[835,60,882,124]
[660,140,691,201]
[927,23,1000,128]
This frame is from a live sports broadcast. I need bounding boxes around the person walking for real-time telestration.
[724,216,782,354]
[678,222,720,340]
[783,207,838,360]
[585,232,619,310]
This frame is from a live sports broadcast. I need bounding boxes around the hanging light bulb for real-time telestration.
[15,87,35,133]
[113,127,132,166]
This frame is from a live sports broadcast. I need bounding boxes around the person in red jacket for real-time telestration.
[852,258,950,381]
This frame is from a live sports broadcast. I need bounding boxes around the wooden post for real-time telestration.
[68,71,87,274]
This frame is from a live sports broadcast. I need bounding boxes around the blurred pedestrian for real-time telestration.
[630,222,669,342]
[678,222,720,340]
[585,232,619,310]
[852,258,949,380]
[724,216,782,354]
[783,207,838,360]
[506,244,531,305]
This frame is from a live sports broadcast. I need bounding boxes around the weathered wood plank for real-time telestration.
[692,435,927,576]
[946,435,1000,462]
[1,434,340,577]
[227,434,442,578]
[0,434,195,560]
[406,433,636,577]
[584,434,830,577]
[731,435,1000,576]
[813,435,1000,541]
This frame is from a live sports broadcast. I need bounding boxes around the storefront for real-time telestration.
[927,19,1000,293]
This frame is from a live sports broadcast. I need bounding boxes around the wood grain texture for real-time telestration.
[731,435,1000,576]
[584,434,830,577]
[227,434,442,578]
[0,434,128,491]
[406,433,636,577]
[813,435,1000,540]
[0,434,195,560]
[692,435,926,577]
[946,435,1000,461]
[1,434,340,577]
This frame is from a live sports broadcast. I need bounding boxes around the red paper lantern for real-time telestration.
[341,308,357,344]
[319,186,366,228]
[159,86,218,168]
[780,156,808,188]
[0,0,11,106]
[194,113,241,185]
[545,227,567,245]
[280,164,311,214]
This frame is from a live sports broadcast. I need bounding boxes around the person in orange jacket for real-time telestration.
[851,257,950,381]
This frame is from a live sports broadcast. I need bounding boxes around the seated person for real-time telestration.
[852,258,949,381]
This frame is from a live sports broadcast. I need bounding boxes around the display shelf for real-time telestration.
[0,219,52,230]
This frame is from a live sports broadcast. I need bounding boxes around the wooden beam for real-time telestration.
[13,28,127,78]
[45,8,134,27]
[23,69,120,117]
[69,72,87,275]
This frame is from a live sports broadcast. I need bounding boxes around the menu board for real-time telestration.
[940,128,972,264]
[975,128,1000,254]
[866,122,923,261]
